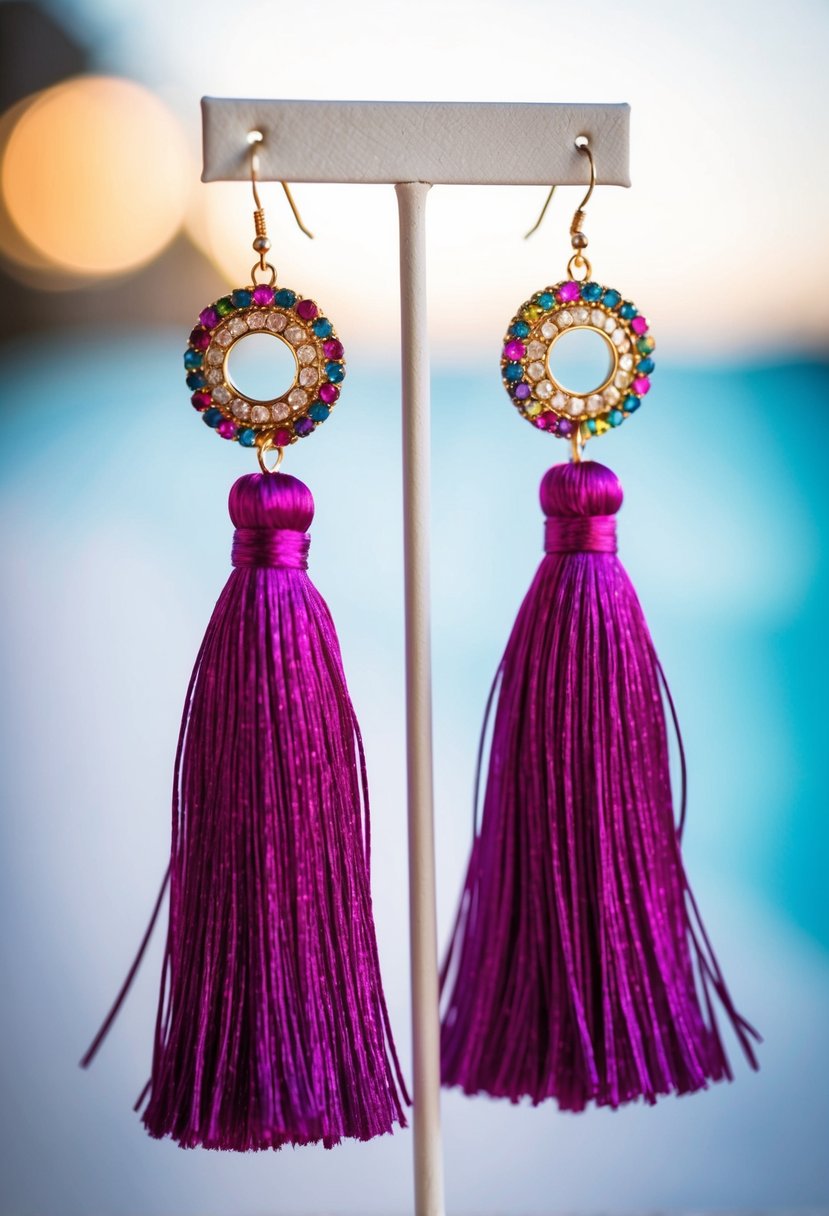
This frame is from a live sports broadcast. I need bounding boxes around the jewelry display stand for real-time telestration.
[201,98,631,1216]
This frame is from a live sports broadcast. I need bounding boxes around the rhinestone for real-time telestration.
[552,391,569,410]
[272,401,290,421]
[604,316,617,334]
[572,307,589,324]
[297,345,316,365]
[568,398,583,417]
[614,371,632,389]
[587,394,604,414]
[611,329,626,346]
[540,320,557,340]
[288,387,309,408]
[284,325,306,345]
[265,312,287,332]
[248,311,266,330]
[212,385,231,404]
[228,317,247,337]
[536,380,554,400]
[299,367,318,387]
[205,368,222,386]
[527,361,546,381]
[232,399,251,421]
[206,346,224,365]
[556,310,574,327]
[620,353,635,371]
[526,340,546,359]
[590,309,605,327]
[603,386,621,405]
[618,336,631,352]
[215,328,233,348]
[251,405,270,424]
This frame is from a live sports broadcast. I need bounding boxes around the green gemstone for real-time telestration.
[216,296,234,317]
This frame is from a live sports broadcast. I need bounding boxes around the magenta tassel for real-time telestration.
[114,472,406,1149]
[440,460,759,1110]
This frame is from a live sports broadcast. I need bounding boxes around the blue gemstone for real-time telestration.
[608,409,624,427]
[312,317,333,338]
[274,288,297,307]
[586,418,597,434]
[295,417,313,436]
[238,428,257,447]
[510,321,530,338]
[231,288,252,308]
[504,362,524,382]
[601,289,621,309]
[581,281,602,302]
[309,402,330,422]
[636,357,655,374]
[619,302,638,320]
[184,349,203,370]
[325,362,345,383]
[203,408,223,428]
[186,371,206,390]
[536,292,554,309]
[623,394,641,412]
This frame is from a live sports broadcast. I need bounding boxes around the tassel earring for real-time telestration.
[83,134,407,1149]
[440,137,759,1110]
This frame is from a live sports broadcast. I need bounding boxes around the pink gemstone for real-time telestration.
[556,281,581,303]
[535,411,557,430]
[252,285,274,306]
[503,339,526,360]
[296,298,318,320]
[189,326,211,350]
[632,376,651,395]
[631,315,648,335]
[191,390,212,411]
[199,306,219,328]
[319,382,339,404]
[322,338,344,359]
[273,428,292,447]
[217,420,237,440]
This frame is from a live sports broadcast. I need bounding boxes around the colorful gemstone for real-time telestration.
[510,320,531,338]
[325,362,345,383]
[309,402,330,422]
[504,339,526,360]
[608,409,624,427]
[203,408,223,428]
[319,382,339,404]
[312,317,333,338]
[535,411,557,430]
[636,357,655,374]
[624,395,642,412]
[585,419,597,435]
[295,298,318,321]
[231,288,252,308]
[216,296,234,317]
[619,302,637,320]
[581,281,602,302]
[191,390,212,411]
[199,306,219,328]
[323,338,345,359]
[249,285,272,307]
[183,349,203,370]
[504,362,524,383]
[523,304,543,321]
[217,419,237,440]
[274,288,296,307]
[525,400,542,417]
[238,428,256,447]
[592,417,610,435]
[557,417,574,436]
[601,289,621,309]
[632,376,651,395]
[556,281,581,303]
[189,326,211,351]
[636,336,656,355]
[631,315,648,335]
[536,291,554,309]
[186,371,206,390]
[273,428,292,446]
[513,382,531,400]
[294,417,313,436]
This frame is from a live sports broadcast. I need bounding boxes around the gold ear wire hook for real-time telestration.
[524,135,596,242]
[246,130,314,283]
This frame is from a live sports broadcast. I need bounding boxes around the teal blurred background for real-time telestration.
[0,2,827,1214]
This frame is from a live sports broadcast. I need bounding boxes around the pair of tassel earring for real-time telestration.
[83,137,758,1149]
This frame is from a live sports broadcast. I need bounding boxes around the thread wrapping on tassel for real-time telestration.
[440,459,759,1111]
[84,472,408,1150]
